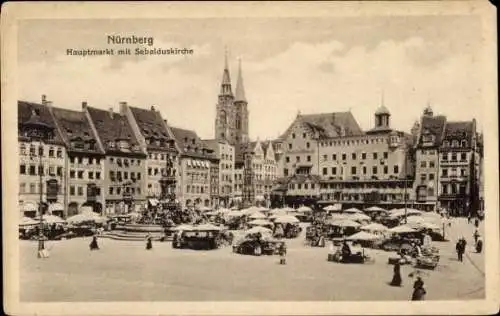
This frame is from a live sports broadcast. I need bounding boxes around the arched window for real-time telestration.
[220,110,227,125]
[235,114,241,130]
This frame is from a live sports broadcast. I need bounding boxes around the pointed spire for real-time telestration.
[219,47,233,96]
[235,58,247,103]
[381,89,385,106]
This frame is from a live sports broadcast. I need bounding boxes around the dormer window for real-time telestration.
[118,140,130,150]
[452,140,459,147]
[108,141,116,149]
[462,140,468,147]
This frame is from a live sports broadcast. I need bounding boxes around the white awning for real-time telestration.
[187,159,192,167]
[48,203,64,212]
[148,199,159,206]
[204,161,210,168]
[22,202,37,212]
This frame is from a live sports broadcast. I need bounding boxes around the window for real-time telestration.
[420,174,426,181]
[393,165,399,174]
[311,183,315,189]
[78,171,84,179]
[429,173,435,180]
[70,170,75,179]
[38,166,44,175]
[38,146,44,157]
[420,161,427,168]
[49,147,54,157]
[88,172,94,179]
[383,166,388,174]
[124,172,128,180]
[372,166,378,174]
[284,169,288,176]
[304,183,309,189]
[292,133,296,139]
[442,153,448,160]
[442,184,448,195]
[429,161,435,168]
[20,144,26,155]
[20,183,26,193]
[373,152,378,160]
[306,142,310,149]
[362,153,366,160]
[302,133,306,138]
[461,153,467,161]
[451,184,457,194]
[323,154,327,161]
[20,165,26,174]
[322,167,328,175]
[70,186,75,196]
[342,153,346,160]
[332,154,337,161]
[442,168,448,176]
[363,166,367,175]
[29,183,36,193]
[29,165,36,175]
[56,167,62,177]
[427,188,434,197]
[56,149,62,158]
[383,152,388,159]
[451,153,457,161]
[307,155,311,162]
[137,173,141,180]
[351,166,357,175]
[460,168,467,176]
[77,186,83,196]
[297,183,302,189]
[288,143,292,150]
[462,140,468,147]
[296,156,300,163]
[49,166,55,176]
[352,153,356,160]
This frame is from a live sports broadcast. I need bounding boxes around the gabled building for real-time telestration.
[121,103,179,209]
[18,97,67,218]
[50,102,106,216]
[203,139,234,208]
[413,106,447,211]
[170,127,215,209]
[85,104,147,215]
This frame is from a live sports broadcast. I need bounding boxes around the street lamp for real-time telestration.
[23,109,53,258]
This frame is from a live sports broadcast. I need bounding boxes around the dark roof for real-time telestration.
[129,106,175,152]
[170,127,215,159]
[288,174,321,184]
[51,107,104,154]
[281,112,364,140]
[86,106,143,155]
[18,101,64,145]
[442,121,474,147]
[417,115,447,147]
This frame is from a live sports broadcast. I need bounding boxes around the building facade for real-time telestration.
[85,105,147,215]
[18,98,67,218]
[122,103,179,209]
[171,127,215,209]
[203,139,235,208]
[50,104,106,217]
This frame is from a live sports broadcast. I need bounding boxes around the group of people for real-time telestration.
[390,262,427,300]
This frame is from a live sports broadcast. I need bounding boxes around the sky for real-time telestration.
[18,16,485,140]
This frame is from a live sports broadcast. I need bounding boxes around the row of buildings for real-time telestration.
[18,55,483,218]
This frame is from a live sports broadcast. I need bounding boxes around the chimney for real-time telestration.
[119,101,127,114]
[150,105,155,112]
[109,107,114,119]
[82,101,88,109]
[41,94,47,105]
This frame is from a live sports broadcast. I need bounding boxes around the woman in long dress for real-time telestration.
[390,261,402,286]
[411,277,426,300]
[89,235,99,250]
[145,233,153,250]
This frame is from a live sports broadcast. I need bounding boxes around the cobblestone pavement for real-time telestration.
[20,218,485,302]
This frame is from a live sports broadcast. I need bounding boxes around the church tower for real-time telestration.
[234,58,249,144]
[215,50,235,143]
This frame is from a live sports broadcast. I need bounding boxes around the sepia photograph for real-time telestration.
[2,1,498,315]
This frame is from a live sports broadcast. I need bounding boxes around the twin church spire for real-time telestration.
[219,50,246,103]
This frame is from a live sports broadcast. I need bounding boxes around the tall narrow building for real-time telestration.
[214,54,249,146]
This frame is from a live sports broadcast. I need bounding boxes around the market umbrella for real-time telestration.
[389,225,417,234]
[257,206,271,212]
[19,216,38,226]
[248,211,267,220]
[269,209,288,218]
[172,224,194,231]
[361,223,388,232]
[195,223,222,231]
[245,226,272,235]
[226,210,245,217]
[348,213,371,222]
[343,207,362,214]
[67,212,106,224]
[297,206,313,213]
[242,206,261,215]
[390,208,422,218]
[280,207,296,213]
[273,215,300,224]
[330,219,361,228]
[323,203,342,212]
[364,206,386,212]
[217,208,231,214]
[198,206,212,212]
[246,220,273,228]
[346,231,381,241]
[35,214,66,224]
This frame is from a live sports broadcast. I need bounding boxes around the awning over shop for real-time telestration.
[48,203,64,212]
[187,159,192,167]
[22,202,37,212]
[148,199,159,206]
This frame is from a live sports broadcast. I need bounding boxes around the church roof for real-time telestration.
[51,107,104,154]
[17,101,65,145]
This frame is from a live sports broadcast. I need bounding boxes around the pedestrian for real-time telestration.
[474,218,479,228]
[456,239,463,262]
[145,233,153,250]
[467,214,471,224]
[390,261,402,287]
[89,235,99,250]
[411,277,426,301]
[475,237,483,253]
[279,242,287,265]
[473,229,480,244]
